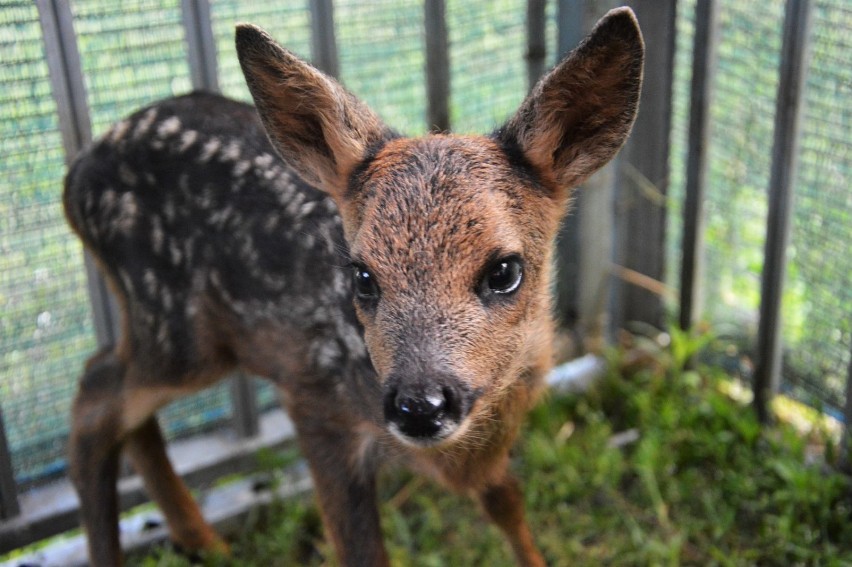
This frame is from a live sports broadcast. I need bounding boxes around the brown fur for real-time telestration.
[65,8,643,566]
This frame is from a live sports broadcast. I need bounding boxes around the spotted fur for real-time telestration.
[66,8,643,566]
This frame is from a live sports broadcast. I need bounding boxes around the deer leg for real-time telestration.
[124,416,228,555]
[478,473,546,567]
[294,422,389,567]
[68,349,129,567]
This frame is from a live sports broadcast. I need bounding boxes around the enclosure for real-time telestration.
[1,0,850,564]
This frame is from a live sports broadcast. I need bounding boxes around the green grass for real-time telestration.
[132,332,852,566]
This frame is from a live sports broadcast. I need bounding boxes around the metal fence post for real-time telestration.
[181,0,219,92]
[753,0,813,424]
[180,0,261,438]
[309,0,339,78]
[424,0,450,132]
[0,407,20,520]
[841,340,852,472]
[526,0,547,91]
[552,0,586,329]
[679,0,719,331]
[37,0,121,349]
[611,0,677,332]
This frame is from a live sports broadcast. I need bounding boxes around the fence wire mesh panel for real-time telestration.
[0,2,96,488]
[669,0,850,416]
[447,0,526,134]
[781,0,851,416]
[668,0,785,372]
[72,0,233,442]
[211,1,312,103]
[72,0,192,134]
[336,0,426,135]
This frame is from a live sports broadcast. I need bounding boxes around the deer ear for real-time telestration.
[236,24,393,195]
[496,7,644,194]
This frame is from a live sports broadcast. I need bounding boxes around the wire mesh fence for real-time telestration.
[448,0,527,134]
[668,0,851,415]
[0,1,95,487]
[781,0,851,416]
[211,0,312,103]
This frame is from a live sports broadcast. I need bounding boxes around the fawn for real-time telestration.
[64,8,643,566]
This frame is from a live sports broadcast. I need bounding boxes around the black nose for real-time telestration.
[384,384,459,440]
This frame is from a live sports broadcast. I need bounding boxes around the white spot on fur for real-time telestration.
[209,205,233,228]
[156,320,171,352]
[220,140,241,162]
[133,108,158,139]
[115,192,139,234]
[109,119,131,143]
[179,130,198,152]
[143,269,157,297]
[118,269,134,297]
[298,202,317,218]
[118,163,138,186]
[233,160,251,177]
[263,214,279,233]
[100,189,117,210]
[151,216,164,254]
[313,340,342,370]
[161,287,173,311]
[198,185,214,209]
[198,138,221,163]
[254,153,274,169]
[157,116,181,138]
[169,240,182,265]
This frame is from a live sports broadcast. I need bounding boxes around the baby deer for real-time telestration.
[64,8,643,566]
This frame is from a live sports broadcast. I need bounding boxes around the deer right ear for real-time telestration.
[236,24,393,196]
[496,7,644,197]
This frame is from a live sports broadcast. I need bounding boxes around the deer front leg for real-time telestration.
[479,473,546,567]
[124,416,228,556]
[294,423,389,567]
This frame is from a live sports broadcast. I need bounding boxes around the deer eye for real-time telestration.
[352,264,380,300]
[480,256,524,298]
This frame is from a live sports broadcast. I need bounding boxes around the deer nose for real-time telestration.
[398,391,446,419]
[383,383,459,441]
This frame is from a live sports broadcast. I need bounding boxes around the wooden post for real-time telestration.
[612,0,677,331]
[309,0,339,78]
[679,0,719,331]
[424,0,450,132]
[753,0,813,424]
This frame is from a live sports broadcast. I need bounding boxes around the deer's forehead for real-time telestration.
[347,137,525,268]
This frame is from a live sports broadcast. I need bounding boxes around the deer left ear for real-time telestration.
[495,7,644,195]
[236,24,394,196]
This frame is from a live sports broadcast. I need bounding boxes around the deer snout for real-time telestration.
[383,375,474,445]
